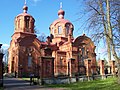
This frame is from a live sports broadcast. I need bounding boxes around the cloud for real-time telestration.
[1,44,9,50]
[2,44,9,47]
[33,0,40,3]
[32,0,41,5]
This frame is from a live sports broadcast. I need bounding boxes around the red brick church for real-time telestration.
[8,3,97,78]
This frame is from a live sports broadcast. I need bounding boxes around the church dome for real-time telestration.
[49,4,74,39]
[16,4,32,17]
[14,3,35,33]
[52,18,72,26]
[58,9,65,17]
[23,5,28,13]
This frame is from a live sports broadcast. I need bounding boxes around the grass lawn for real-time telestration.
[22,77,38,81]
[46,77,120,90]
[22,78,30,81]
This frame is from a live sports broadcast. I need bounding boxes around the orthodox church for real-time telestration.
[8,3,97,78]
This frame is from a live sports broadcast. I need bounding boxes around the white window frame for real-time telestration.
[58,26,62,34]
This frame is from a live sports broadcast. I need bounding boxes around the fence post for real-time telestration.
[98,60,105,79]
[84,59,91,81]
[109,60,116,76]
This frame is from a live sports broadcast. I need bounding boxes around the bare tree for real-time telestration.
[77,0,120,83]
[77,0,120,58]
[99,0,111,60]
[38,33,47,42]
[106,0,120,84]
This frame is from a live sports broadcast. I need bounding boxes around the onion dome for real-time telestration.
[58,9,65,19]
[49,2,74,40]
[23,5,28,13]
[14,2,35,33]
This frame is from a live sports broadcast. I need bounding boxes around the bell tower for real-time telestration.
[8,1,37,76]
[49,2,74,43]
[14,1,35,33]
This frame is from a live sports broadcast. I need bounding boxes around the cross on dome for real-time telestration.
[60,2,62,9]
[24,0,27,5]
[58,2,65,19]
[23,0,28,13]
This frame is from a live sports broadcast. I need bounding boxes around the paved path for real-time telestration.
[3,78,66,90]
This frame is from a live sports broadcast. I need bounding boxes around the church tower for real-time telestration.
[14,2,35,33]
[49,3,74,44]
[8,2,39,77]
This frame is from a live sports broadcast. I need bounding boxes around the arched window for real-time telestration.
[25,16,30,32]
[60,59,62,67]
[58,26,62,34]
[66,24,69,34]
[28,56,32,67]
[81,47,85,62]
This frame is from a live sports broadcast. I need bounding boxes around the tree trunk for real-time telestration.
[106,0,120,84]
[99,0,111,60]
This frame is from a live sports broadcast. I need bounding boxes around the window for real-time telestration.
[28,56,32,67]
[58,26,62,34]
[60,59,62,66]
[66,24,69,34]
[25,16,30,32]
[81,47,85,61]
[52,28,54,34]
[81,48,85,55]
[60,57,63,67]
